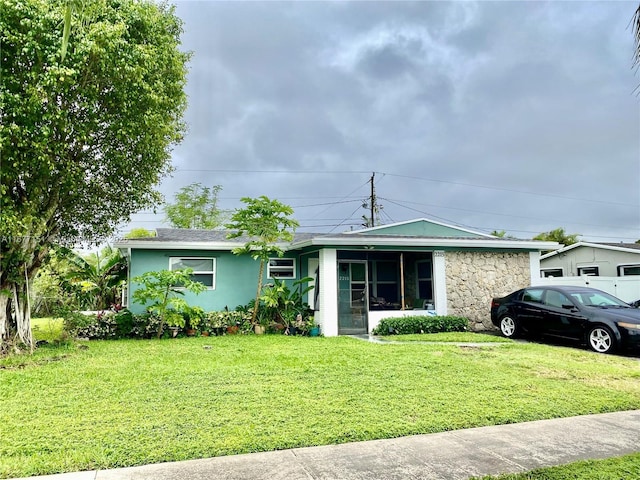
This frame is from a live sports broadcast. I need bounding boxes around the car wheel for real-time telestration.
[587,326,616,354]
[499,315,519,338]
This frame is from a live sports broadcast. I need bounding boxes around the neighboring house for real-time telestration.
[115,218,558,335]
[539,242,640,278]
[536,242,640,302]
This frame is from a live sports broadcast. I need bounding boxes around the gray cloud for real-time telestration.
[125,0,640,242]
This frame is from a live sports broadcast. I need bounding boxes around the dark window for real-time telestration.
[577,266,599,276]
[618,264,640,276]
[169,257,216,289]
[541,268,563,278]
[522,289,544,303]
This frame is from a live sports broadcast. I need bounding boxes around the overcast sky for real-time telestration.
[124,0,640,242]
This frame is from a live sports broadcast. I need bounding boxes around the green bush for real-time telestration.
[204,310,252,334]
[372,315,469,335]
[65,311,119,339]
[64,309,165,340]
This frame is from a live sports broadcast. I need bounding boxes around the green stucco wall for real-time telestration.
[360,221,480,238]
[128,249,299,314]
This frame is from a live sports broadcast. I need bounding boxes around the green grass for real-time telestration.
[31,317,65,343]
[375,331,513,343]
[473,452,640,479]
[1,336,639,478]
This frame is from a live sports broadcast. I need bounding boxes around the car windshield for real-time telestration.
[569,291,630,308]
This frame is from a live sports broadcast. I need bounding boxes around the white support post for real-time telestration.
[433,250,447,316]
[317,248,338,337]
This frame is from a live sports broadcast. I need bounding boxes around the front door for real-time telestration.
[337,261,368,335]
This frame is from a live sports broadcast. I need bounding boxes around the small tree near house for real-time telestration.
[225,196,299,325]
[132,269,206,338]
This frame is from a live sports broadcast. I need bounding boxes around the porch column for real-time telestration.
[433,250,447,316]
[317,248,338,337]
[529,251,541,283]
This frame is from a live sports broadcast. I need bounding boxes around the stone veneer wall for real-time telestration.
[445,251,531,330]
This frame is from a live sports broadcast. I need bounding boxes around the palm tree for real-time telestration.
[61,245,127,310]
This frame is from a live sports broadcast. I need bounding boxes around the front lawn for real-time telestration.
[375,332,512,343]
[473,452,640,479]
[1,336,639,478]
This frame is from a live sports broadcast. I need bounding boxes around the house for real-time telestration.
[539,242,640,278]
[115,218,559,334]
[536,242,640,302]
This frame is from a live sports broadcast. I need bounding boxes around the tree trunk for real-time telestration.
[252,260,264,325]
[0,291,11,355]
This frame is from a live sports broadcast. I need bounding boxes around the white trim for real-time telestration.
[576,265,599,277]
[617,263,640,276]
[433,251,447,316]
[540,267,564,278]
[267,257,296,279]
[317,249,338,337]
[529,251,541,283]
[292,237,559,251]
[540,242,640,260]
[169,257,217,289]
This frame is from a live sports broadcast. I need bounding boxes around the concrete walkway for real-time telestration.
[13,410,640,480]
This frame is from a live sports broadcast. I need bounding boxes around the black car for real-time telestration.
[490,286,640,354]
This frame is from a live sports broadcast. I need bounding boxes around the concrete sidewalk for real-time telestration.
[13,410,640,480]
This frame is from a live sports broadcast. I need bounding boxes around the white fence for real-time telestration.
[532,276,640,302]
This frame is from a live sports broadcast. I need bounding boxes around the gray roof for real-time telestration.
[120,228,318,244]
[597,242,640,251]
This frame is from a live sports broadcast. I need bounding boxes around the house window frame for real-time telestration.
[367,260,399,303]
[577,265,599,276]
[617,264,640,276]
[267,257,296,279]
[415,259,434,304]
[169,257,216,289]
[540,268,564,278]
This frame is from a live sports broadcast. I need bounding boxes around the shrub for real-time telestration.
[372,315,469,335]
[204,310,252,335]
[65,311,119,339]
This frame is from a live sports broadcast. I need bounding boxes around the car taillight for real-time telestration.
[491,300,500,308]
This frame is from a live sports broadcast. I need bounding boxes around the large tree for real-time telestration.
[164,183,227,229]
[0,0,189,353]
[226,196,299,325]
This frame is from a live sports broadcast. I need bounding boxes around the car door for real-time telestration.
[513,288,546,335]
[542,290,586,340]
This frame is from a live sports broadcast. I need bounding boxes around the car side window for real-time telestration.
[522,288,544,304]
[544,290,571,309]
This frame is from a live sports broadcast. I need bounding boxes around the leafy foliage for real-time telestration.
[132,269,206,337]
[226,196,299,324]
[372,315,469,335]
[124,228,157,239]
[533,228,579,246]
[0,0,189,351]
[164,183,227,229]
[31,245,126,314]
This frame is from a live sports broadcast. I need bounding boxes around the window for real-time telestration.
[577,266,599,276]
[618,264,640,276]
[169,257,216,288]
[416,260,433,301]
[544,290,571,309]
[522,288,544,303]
[121,286,128,308]
[368,260,399,303]
[540,268,563,278]
[268,258,295,279]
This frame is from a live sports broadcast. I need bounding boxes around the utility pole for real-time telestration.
[370,172,375,227]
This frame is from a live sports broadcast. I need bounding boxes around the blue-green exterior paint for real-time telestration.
[128,248,300,313]
[360,220,481,238]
